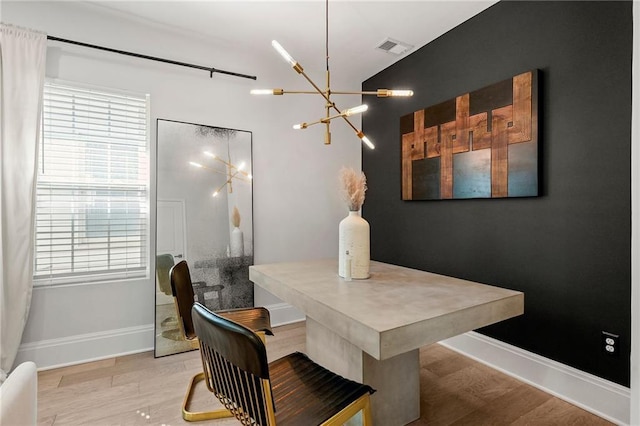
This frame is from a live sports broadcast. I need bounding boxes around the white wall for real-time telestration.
[6,1,361,368]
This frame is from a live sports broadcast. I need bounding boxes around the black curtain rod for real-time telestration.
[47,35,257,81]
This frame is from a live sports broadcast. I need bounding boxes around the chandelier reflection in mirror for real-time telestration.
[251,0,413,149]
[189,153,251,197]
[190,138,252,197]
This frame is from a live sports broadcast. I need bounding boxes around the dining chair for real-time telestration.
[169,260,273,422]
[158,254,218,340]
[156,253,184,340]
[191,302,375,426]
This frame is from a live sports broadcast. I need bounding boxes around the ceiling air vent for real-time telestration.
[376,38,413,56]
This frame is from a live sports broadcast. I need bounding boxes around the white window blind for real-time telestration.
[35,82,149,285]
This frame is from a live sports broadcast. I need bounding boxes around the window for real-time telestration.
[34,81,149,285]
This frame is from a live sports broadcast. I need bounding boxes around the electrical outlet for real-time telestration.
[602,331,619,356]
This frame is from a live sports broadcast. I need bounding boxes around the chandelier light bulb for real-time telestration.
[203,151,216,159]
[237,162,246,171]
[250,89,275,95]
[344,104,368,116]
[272,40,297,67]
[389,90,413,97]
[377,89,414,97]
[212,191,219,197]
[189,161,203,168]
[361,135,375,150]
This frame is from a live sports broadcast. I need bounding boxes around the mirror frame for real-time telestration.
[154,118,253,357]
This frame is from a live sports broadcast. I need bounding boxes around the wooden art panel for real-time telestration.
[400,70,539,200]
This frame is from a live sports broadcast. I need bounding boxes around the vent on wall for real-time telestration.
[376,38,414,55]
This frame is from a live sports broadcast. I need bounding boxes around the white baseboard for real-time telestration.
[441,331,630,425]
[16,324,154,371]
[15,303,303,372]
[14,303,631,425]
[263,302,630,424]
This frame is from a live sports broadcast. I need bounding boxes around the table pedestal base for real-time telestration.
[306,317,420,426]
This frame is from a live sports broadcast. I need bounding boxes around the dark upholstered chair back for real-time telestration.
[169,260,197,340]
[192,302,272,424]
[156,253,175,295]
[192,302,270,379]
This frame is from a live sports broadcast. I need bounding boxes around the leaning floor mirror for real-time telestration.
[155,119,253,357]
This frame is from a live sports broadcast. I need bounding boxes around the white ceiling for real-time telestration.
[85,1,497,83]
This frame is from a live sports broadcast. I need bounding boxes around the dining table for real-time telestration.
[249,259,524,426]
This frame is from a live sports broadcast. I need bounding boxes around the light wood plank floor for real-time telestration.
[36,322,613,426]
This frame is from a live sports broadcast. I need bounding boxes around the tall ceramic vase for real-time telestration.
[338,211,370,279]
[230,227,244,257]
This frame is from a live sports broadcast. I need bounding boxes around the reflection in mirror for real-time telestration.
[155,119,253,357]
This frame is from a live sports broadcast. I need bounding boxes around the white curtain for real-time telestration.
[0,24,47,381]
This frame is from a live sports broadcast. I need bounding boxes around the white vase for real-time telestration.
[230,227,244,257]
[338,211,370,279]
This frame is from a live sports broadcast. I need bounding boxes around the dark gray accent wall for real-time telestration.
[362,1,632,386]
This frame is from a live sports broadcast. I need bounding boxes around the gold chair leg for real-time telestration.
[182,372,233,421]
[320,393,373,426]
[361,395,373,426]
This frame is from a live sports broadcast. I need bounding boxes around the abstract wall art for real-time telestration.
[401,70,539,200]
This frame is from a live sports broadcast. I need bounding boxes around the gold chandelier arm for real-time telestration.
[330,90,379,95]
[212,156,234,169]
[212,169,244,197]
[297,104,368,128]
[212,180,230,197]
[201,163,250,179]
[298,68,335,107]
[191,163,229,176]
[295,114,342,129]
[193,157,251,179]
[338,115,374,149]
[339,114,360,134]
[210,156,251,177]
[253,89,413,96]
[282,90,326,94]
[331,89,414,97]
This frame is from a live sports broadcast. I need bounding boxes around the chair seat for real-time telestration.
[219,307,274,336]
[269,352,375,426]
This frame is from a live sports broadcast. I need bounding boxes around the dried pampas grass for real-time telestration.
[340,167,367,211]
[231,206,241,227]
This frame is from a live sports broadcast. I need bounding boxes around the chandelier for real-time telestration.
[250,0,413,149]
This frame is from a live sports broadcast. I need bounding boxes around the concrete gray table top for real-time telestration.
[250,259,524,360]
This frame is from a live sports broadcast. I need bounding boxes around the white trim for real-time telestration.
[264,302,304,327]
[13,301,632,425]
[13,304,302,372]
[441,331,630,425]
[630,2,639,425]
[255,303,631,423]
[15,324,154,371]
